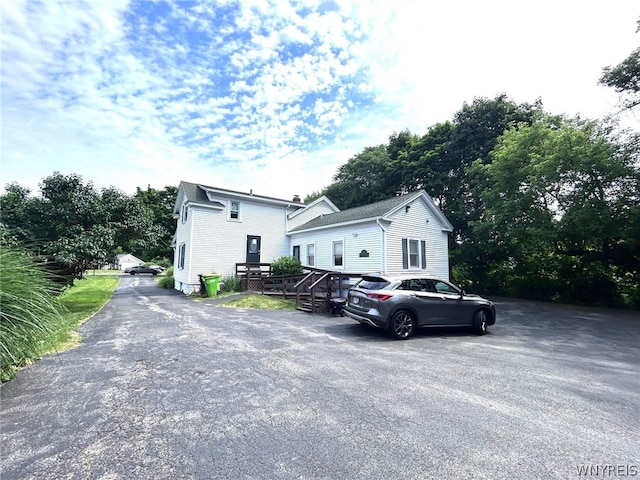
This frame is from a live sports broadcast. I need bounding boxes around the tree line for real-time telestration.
[308,21,640,308]
[0,174,176,284]
[306,92,638,307]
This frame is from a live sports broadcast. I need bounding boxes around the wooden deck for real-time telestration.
[236,263,362,313]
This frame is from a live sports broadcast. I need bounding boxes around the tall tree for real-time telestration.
[0,172,161,281]
[321,144,400,210]
[134,185,178,261]
[400,122,456,210]
[472,115,640,306]
[599,19,640,112]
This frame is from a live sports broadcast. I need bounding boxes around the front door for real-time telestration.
[246,235,261,263]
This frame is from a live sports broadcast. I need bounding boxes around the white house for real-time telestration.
[172,181,453,294]
[116,253,145,272]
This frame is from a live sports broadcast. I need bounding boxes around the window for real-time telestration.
[292,245,300,261]
[229,201,240,220]
[398,278,432,292]
[333,240,343,267]
[178,243,186,269]
[434,280,459,295]
[307,244,315,266]
[402,239,426,270]
[181,204,188,223]
[409,240,419,268]
[248,238,258,254]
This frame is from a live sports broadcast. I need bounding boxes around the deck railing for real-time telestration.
[235,263,362,313]
[235,263,271,290]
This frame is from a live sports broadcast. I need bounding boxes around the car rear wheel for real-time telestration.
[389,310,416,340]
[473,310,488,335]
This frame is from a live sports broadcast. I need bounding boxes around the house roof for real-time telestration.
[175,181,307,212]
[289,190,453,232]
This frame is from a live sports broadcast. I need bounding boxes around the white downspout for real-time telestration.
[376,219,386,274]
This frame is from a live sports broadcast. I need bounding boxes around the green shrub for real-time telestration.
[0,245,66,380]
[270,256,303,276]
[157,266,174,289]
[221,275,243,292]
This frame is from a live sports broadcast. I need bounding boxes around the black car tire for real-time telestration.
[473,310,488,335]
[130,272,136,275]
[389,310,416,340]
[152,272,158,276]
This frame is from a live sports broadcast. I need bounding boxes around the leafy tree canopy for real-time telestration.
[600,19,640,112]
[0,172,169,282]
[472,115,640,304]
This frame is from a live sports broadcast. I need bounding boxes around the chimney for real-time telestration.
[292,195,301,203]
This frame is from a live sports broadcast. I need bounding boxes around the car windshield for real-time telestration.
[355,277,391,290]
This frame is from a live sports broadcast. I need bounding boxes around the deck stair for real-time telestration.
[235,263,362,313]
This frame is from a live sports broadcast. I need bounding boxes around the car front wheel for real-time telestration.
[473,310,488,335]
[130,272,136,275]
[389,310,416,340]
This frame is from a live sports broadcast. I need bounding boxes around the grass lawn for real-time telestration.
[85,269,122,275]
[221,294,296,310]
[53,276,120,351]
[1,275,119,382]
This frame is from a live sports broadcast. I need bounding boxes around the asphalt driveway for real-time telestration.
[1,275,638,479]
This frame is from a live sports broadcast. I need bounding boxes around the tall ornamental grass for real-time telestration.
[0,246,66,381]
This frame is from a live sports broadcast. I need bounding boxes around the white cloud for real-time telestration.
[1,0,638,202]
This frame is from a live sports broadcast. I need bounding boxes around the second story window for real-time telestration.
[229,201,240,221]
[181,204,188,223]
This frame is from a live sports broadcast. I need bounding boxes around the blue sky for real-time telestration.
[1,0,638,200]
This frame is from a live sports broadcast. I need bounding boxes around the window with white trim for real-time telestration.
[228,200,241,221]
[181,204,188,223]
[307,244,315,266]
[333,240,343,267]
[178,243,186,269]
[409,240,419,268]
[402,238,426,269]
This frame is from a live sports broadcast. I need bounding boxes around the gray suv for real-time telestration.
[343,275,496,340]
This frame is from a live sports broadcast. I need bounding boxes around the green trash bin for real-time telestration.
[201,273,221,297]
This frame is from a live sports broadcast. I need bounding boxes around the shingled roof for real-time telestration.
[180,181,217,206]
[290,191,429,232]
[175,181,306,213]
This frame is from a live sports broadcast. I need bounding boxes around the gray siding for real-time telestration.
[385,198,449,279]
[290,222,383,273]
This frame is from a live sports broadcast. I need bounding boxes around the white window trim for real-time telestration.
[403,238,426,270]
[228,200,242,221]
[306,243,315,267]
[332,239,344,269]
[181,204,188,224]
[178,243,186,270]
[408,238,420,269]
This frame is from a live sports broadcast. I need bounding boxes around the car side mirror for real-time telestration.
[460,290,466,297]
